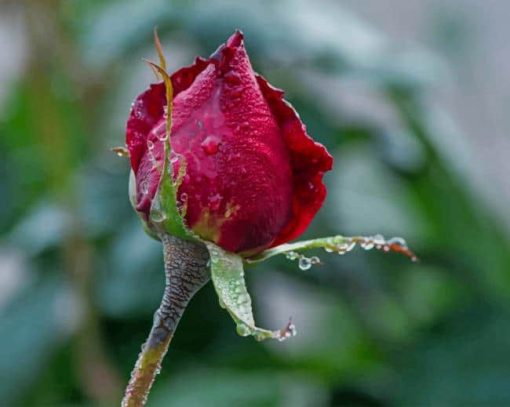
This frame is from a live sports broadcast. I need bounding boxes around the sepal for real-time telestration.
[248,234,417,266]
[205,242,296,342]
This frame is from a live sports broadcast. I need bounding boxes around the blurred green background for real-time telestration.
[1,0,510,406]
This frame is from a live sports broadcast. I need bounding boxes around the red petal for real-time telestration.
[126,58,210,173]
[126,83,165,173]
[255,75,333,247]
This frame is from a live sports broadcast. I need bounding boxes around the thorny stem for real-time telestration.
[121,235,210,407]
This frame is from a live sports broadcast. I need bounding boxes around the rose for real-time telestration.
[126,31,333,255]
[122,31,416,406]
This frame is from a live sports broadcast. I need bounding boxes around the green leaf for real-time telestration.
[205,242,295,342]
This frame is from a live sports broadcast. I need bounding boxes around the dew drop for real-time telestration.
[208,193,222,211]
[346,240,356,252]
[361,238,375,250]
[201,135,220,155]
[310,256,321,265]
[387,237,408,248]
[141,180,149,195]
[373,234,385,245]
[236,323,251,337]
[147,140,154,150]
[298,257,312,271]
[150,210,166,223]
[285,251,300,261]
[278,321,297,342]
[224,71,241,86]
[236,293,250,306]
[230,88,243,98]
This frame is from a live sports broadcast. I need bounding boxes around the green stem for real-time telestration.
[121,235,210,407]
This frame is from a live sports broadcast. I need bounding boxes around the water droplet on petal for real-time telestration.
[141,180,149,195]
[230,88,242,98]
[201,135,220,155]
[147,140,154,150]
[208,193,222,211]
[224,71,241,86]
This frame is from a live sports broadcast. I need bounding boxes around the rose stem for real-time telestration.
[121,235,210,407]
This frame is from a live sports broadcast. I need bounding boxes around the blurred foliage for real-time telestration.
[1,0,509,406]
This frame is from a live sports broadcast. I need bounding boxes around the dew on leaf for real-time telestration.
[236,323,251,337]
[360,239,375,250]
[387,237,408,248]
[373,234,385,245]
[150,210,166,223]
[298,257,312,270]
[285,251,300,260]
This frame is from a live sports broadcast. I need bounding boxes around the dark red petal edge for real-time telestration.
[126,57,210,173]
[256,74,334,247]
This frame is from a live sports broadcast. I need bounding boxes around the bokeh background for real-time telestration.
[1,0,510,405]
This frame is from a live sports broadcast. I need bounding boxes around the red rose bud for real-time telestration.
[126,31,333,255]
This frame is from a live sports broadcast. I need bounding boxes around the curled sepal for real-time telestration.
[205,242,296,342]
[248,234,418,267]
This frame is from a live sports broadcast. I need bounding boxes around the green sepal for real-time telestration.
[247,234,417,264]
[205,242,296,342]
[135,48,194,242]
[148,138,192,241]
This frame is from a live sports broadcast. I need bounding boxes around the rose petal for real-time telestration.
[255,75,333,247]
